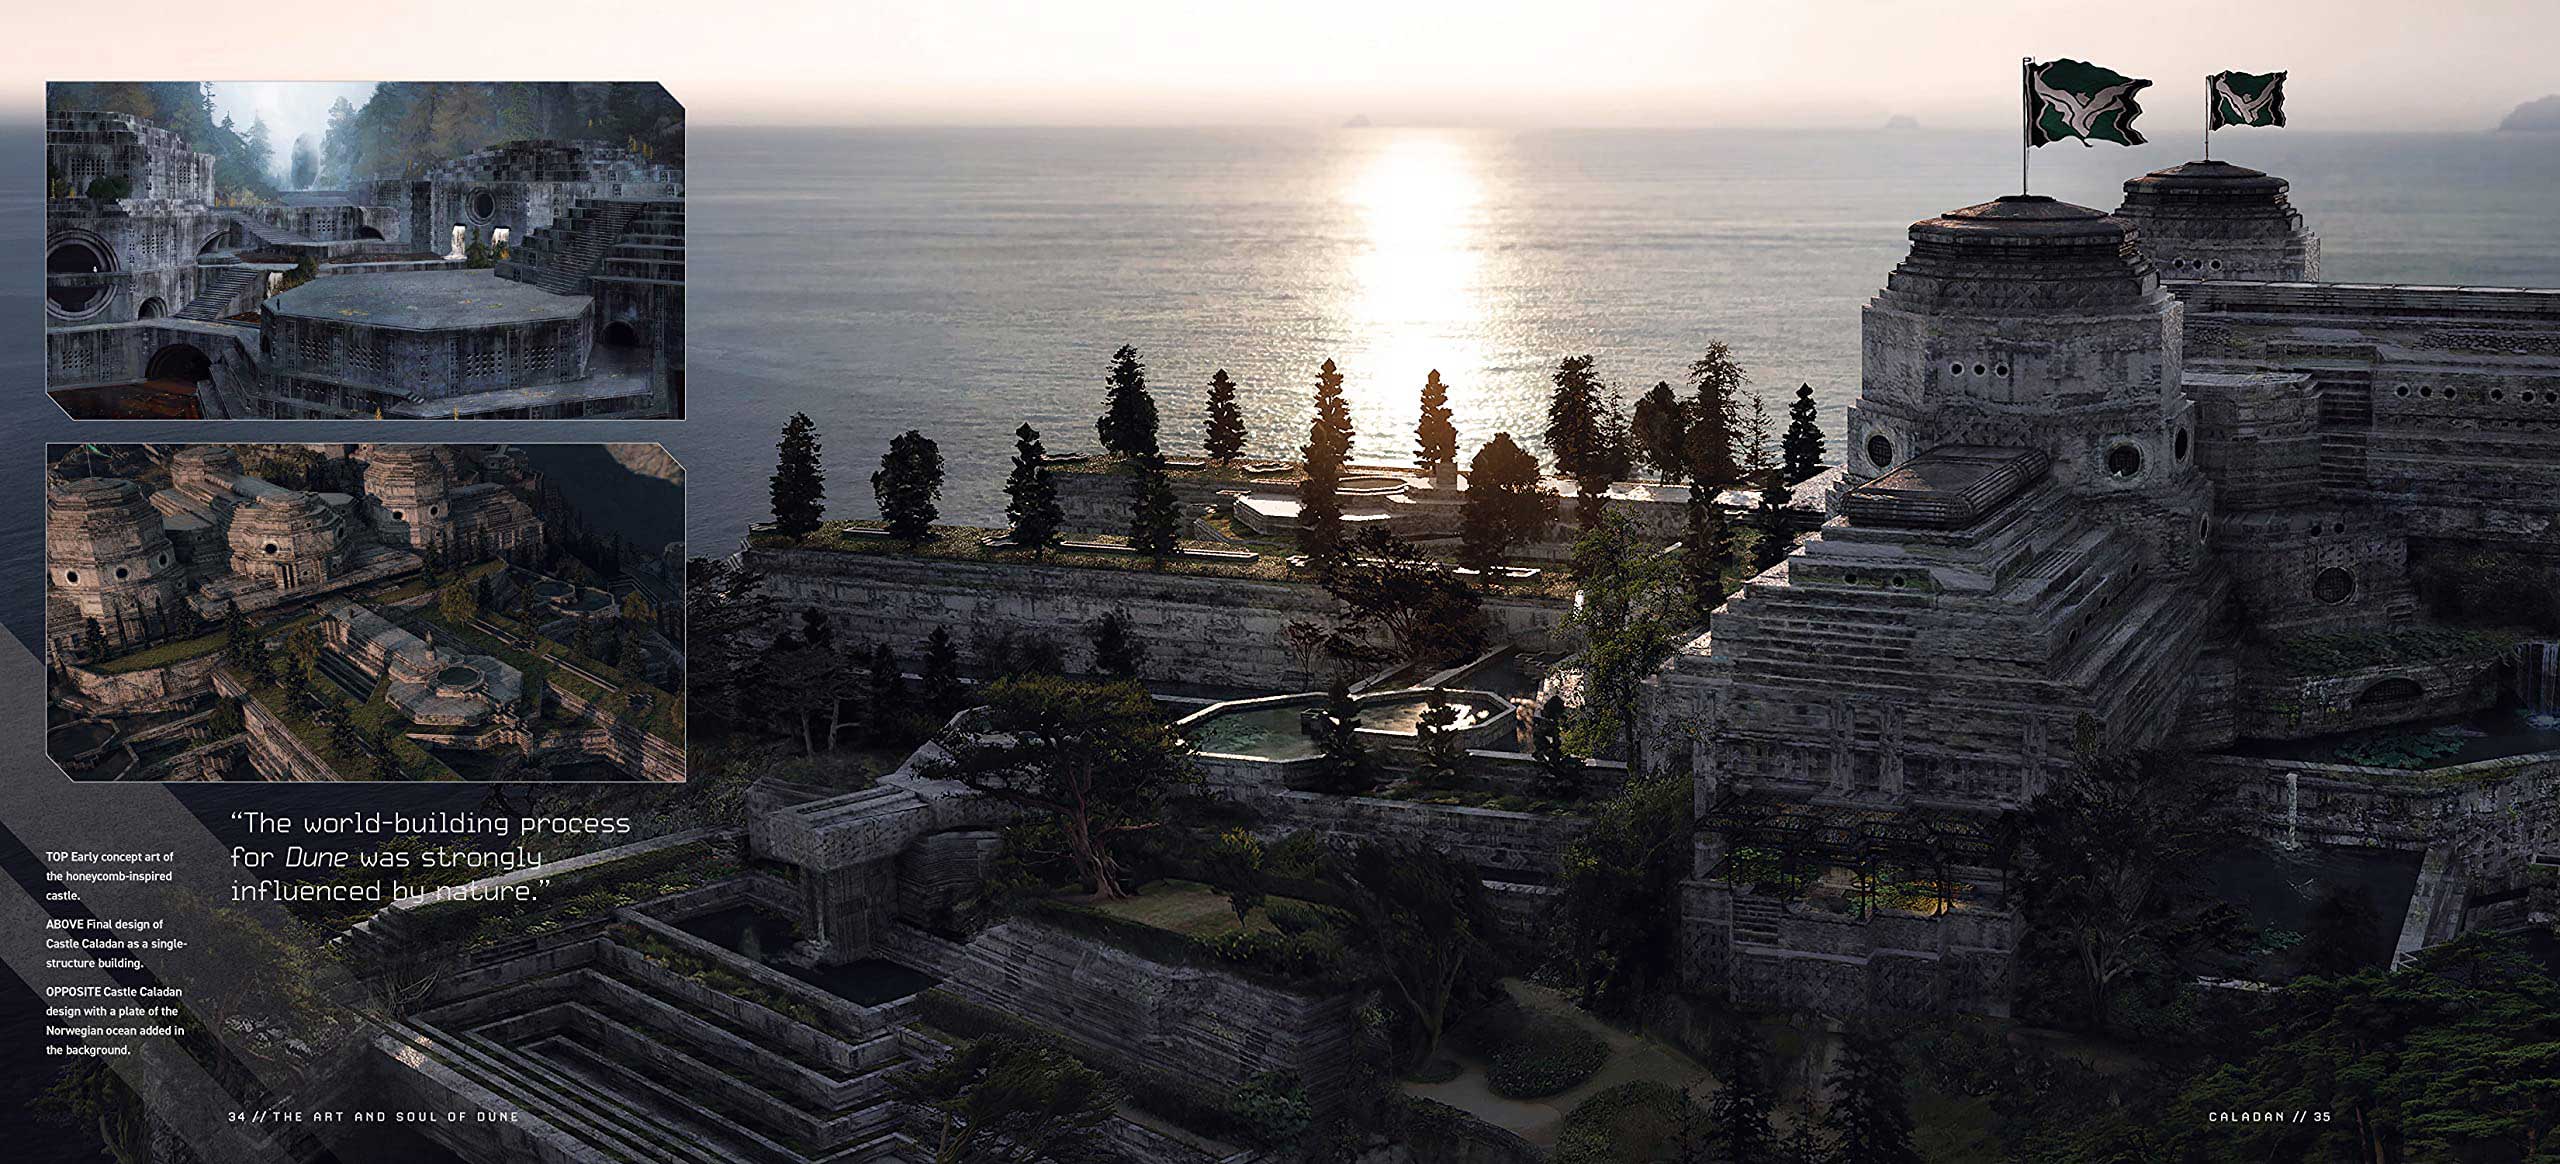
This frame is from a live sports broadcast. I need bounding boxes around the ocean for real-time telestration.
[1,123,2557,1157]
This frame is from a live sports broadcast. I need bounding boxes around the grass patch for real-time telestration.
[2265,626,2516,677]
[1486,1016,1610,1099]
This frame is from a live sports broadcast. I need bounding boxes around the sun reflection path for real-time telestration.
[1337,131,1504,464]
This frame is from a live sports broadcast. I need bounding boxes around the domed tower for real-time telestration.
[48,477,189,652]
[2112,160,2319,282]
[364,445,454,549]
[228,492,350,590]
[1849,194,2211,575]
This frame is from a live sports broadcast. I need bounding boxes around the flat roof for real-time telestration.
[266,268,587,330]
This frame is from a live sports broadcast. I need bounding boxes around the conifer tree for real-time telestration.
[1633,380,1688,482]
[1004,423,1062,556]
[873,430,944,546]
[1753,469,1796,575]
[1782,383,1827,485]
[1098,344,1160,460]
[1683,344,1747,491]
[1304,675,1374,793]
[1545,355,1617,527]
[1459,433,1554,573]
[1416,369,1459,477]
[1129,455,1182,569]
[1532,693,1580,799]
[918,626,967,716]
[1203,370,1247,463]
[1299,359,1355,562]
[1090,608,1147,678]
[1821,1029,1924,1164]
[866,642,908,743]
[1685,492,1734,620]
[769,411,826,541]
[1707,1026,1776,1161]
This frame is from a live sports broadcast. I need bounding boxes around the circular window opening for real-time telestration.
[2420,387,2433,398]
[469,190,496,223]
[1994,363,2010,377]
[1866,434,1895,469]
[45,241,111,316]
[391,510,404,521]
[2396,385,2410,398]
[114,567,128,580]
[2105,445,2143,478]
[64,571,79,584]
[263,542,278,555]
[1947,362,1963,377]
[2492,389,2505,401]
[2312,567,2355,605]
[2174,428,2191,462]
[136,296,166,319]
[430,505,442,516]
[1972,363,1987,376]
[2209,260,2223,271]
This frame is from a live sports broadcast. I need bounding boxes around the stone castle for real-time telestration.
[44,108,684,419]
[1650,159,2560,1015]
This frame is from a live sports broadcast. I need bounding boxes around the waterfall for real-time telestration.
[2280,771,2303,852]
[2520,641,2560,725]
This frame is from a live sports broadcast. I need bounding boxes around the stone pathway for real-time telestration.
[1405,979,1712,1148]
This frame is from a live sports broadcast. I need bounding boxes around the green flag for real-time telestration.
[2028,58,2152,147]
[2210,70,2288,130]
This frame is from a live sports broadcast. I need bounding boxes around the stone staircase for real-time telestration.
[500,200,646,295]
[593,203,686,287]
[392,920,925,1164]
[1729,896,1787,945]
[176,265,262,321]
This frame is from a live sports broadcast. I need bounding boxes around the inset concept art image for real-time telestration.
[46,443,686,781]
[42,81,685,419]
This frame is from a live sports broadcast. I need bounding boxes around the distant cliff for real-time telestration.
[2497,95,2560,131]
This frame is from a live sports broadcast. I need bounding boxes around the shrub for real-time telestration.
[1225,1072,1313,1148]
[1485,1017,1609,1099]
[84,175,133,201]
[1552,1080,1691,1163]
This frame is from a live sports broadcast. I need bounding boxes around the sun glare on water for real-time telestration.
[1338,130,1500,455]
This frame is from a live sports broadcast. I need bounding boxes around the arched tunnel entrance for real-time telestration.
[145,343,214,387]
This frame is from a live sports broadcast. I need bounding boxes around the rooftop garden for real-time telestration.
[2262,625,2517,677]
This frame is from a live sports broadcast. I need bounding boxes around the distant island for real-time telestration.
[1884,114,1921,130]
[1342,113,1373,129]
[2498,95,2560,131]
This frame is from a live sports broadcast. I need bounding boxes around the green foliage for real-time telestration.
[769,412,826,540]
[919,626,968,716]
[1098,344,1161,460]
[1532,694,1583,799]
[1632,379,1689,483]
[1545,354,1624,528]
[2333,728,2465,769]
[1299,358,1355,561]
[1415,369,1459,475]
[873,429,945,546]
[1823,1028,1925,1164]
[1459,432,1554,572]
[2167,932,2560,1163]
[1782,383,1827,484]
[1204,828,1267,926]
[2012,738,2255,1032]
[893,1035,1120,1164]
[1412,688,1466,787]
[1003,423,1062,555]
[1553,1080,1694,1164]
[1127,454,1182,567]
[1309,527,1487,670]
[1225,1072,1314,1148]
[1204,369,1248,462]
[84,174,133,201]
[1683,484,1736,620]
[1088,608,1147,678]
[1301,677,1377,794]
[1564,512,1688,767]
[2267,625,2513,676]
[924,675,1193,899]
[1328,842,1497,1071]
[1485,1016,1609,1099]
[1553,770,1692,1017]
[1683,343,1748,490]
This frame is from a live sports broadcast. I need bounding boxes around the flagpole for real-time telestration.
[2203,74,2213,161]
[2020,57,2033,195]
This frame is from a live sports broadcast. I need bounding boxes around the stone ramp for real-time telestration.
[175,265,262,320]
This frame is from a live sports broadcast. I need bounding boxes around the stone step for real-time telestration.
[395,1019,729,1164]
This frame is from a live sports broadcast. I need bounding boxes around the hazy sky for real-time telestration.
[8,0,2556,129]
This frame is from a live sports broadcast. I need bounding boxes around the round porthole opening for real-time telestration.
[2313,567,2355,605]
[2174,428,2191,462]
[2105,444,2143,478]
[1866,434,1895,469]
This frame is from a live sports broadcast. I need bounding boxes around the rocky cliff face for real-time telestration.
[2497,95,2560,131]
